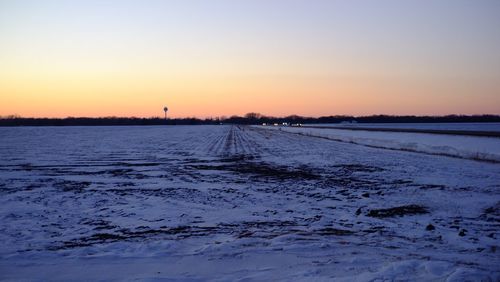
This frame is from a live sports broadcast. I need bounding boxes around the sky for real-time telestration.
[1,0,499,118]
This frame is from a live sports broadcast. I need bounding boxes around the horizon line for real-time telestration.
[2,113,500,120]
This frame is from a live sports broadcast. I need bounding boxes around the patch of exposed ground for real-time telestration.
[366,205,429,218]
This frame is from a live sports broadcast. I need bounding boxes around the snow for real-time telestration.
[309,122,500,132]
[264,125,500,162]
[0,125,499,281]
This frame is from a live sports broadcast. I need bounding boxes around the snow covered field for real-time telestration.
[269,126,500,162]
[308,122,500,132]
[0,125,499,281]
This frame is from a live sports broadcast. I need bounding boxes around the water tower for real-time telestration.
[163,106,168,120]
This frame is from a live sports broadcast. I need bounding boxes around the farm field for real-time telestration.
[0,125,499,281]
[307,122,500,132]
[270,125,500,162]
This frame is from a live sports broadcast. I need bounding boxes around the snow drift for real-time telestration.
[261,126,500,162]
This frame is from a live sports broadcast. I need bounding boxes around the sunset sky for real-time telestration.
[1,0,499,118]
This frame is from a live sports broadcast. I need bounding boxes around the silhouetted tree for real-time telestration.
[1,114,499,127]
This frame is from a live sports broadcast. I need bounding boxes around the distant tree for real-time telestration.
[2,114,21,119]
[245,112,262,119]
[1,114,500,127]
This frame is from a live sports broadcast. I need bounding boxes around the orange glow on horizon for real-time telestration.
[2,72,499,118]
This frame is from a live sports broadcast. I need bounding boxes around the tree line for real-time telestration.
[0,114,499,127]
